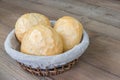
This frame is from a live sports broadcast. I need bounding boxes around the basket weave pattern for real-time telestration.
[18,58,79,76]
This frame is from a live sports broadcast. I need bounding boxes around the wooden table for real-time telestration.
[0,0,120,80]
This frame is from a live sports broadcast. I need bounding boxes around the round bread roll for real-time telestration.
[15,13,51,42]
[54,16,83,51]
[21,24,63,56]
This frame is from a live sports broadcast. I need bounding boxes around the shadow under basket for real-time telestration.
[18,58,79,76]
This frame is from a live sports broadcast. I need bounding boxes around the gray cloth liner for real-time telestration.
[4,20,89,69]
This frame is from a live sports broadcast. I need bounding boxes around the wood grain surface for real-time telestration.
[0,0,120,80]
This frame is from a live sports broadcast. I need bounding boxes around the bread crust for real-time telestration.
[54,16,83,51]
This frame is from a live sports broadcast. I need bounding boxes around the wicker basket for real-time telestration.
[4,20,89,79]
[18,58,79,76]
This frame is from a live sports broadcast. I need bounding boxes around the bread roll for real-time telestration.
[21,24,63,56]
[54,16,83,51]
[15,13,50,42]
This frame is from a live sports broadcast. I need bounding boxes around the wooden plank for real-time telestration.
[1,21,120,79]
[17,0,120,27]
[0,2,33,27]
[78,0,120,11]
[53,61,120,80]
[0,27,120,80]
[0,1,120,41]
[0,23,39,80]
[0,1,120,80]
[81,35,120,76]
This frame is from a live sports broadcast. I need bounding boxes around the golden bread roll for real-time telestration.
[54,16,83,51]
[21,24,63,56]
[15,13,50,42]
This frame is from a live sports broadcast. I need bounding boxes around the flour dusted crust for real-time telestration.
[15,13,50,42]
[21,24,63,56]
[54,16,83,51]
